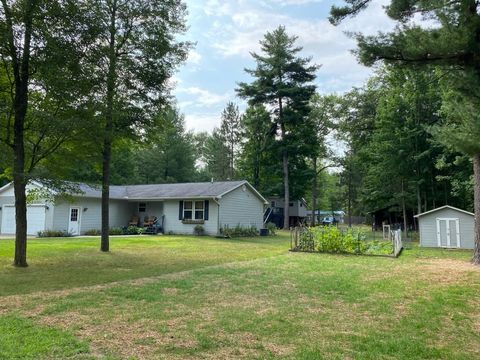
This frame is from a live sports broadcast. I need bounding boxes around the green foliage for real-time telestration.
[237,26,319,201]
[109,228,124,236]
[220,225,259,238]
[124,226,145,235]
[294,226,393,255]
[266,222,277,236]
[194,225,205,236]
[37,230,72,238]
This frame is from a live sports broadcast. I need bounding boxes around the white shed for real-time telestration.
[414,206,475,249]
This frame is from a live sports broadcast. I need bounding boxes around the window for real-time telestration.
[139,203,146,212]
[289,202,294,207]
[183,200,205,220]
[271,201,276,208]
[70,208,78,221]
[195,201,204,220]
[183,201,193,219]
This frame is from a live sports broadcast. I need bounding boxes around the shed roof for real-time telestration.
[414,205,474,218]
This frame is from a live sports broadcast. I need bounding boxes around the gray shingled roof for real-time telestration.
[76,180,257,200]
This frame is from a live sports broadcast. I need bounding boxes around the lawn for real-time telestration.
[0,232,479,359]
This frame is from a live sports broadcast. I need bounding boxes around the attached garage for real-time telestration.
[0,204,47,235]
[415,205,475,249]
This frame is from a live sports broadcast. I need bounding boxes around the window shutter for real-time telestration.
[204,200,209,220]
[179,201,183,220]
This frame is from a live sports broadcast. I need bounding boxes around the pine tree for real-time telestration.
[237,26,319,229]
[219,102,242,179]
[331,0,480,264]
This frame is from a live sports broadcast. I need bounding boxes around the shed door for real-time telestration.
[436,218,460,248]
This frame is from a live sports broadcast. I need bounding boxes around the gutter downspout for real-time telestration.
[213,197,220,235]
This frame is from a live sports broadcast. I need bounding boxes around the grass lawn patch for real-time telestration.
[1,231,479,359]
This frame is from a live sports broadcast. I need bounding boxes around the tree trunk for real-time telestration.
[101,0,118,252]
[401,179,408,238]
[282,149,290,229]
[472,153,480,265]
[348,164,352,228]
[4,0,35,267]
[13,129,27,267]
[311,157,317,226]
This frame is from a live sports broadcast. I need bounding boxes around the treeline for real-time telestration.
[333,67,473,228]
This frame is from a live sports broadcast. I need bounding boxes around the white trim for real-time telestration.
[436,217,460,248]
[68,206,82,235]
[415,205,474,218]
[182,200,205,221]
[217,181,269,205]
[436,218,441,247]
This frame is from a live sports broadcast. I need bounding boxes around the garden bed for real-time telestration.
[290,226,401,257]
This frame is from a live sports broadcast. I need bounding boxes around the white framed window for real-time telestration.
[183,200,205,220]
[183,201,193,219]
[139,203,146,212]
[194,201,204,220]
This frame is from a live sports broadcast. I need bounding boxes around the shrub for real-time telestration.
[85,229,100,236]
[37,230,72,238]
[220,224,258,238]
[109,228,123,236]
[266,222,277,236]
[193,225,205,236]
[123,226,145,235]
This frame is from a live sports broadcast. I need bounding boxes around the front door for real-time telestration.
[68,207,81,235]
[436,218,460,248]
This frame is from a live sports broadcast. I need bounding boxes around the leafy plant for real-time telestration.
[193,225,205,236]
[37,230,72,238]
[123,226,145,235]
[220,225,258,238]
[109,228,123,236]
[266,222,277,236]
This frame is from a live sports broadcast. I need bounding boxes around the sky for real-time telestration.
[173,0,396,133]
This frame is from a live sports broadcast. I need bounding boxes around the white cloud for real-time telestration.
[184,112,221,132]
[177,86,231,107]
[187,50,202,64]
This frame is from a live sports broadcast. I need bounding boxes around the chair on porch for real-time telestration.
[128,215,139,227]
[143,216,156,227]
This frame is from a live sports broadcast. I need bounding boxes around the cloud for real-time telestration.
[177,86,231,107]
[184,112,221,132]
[187,50,202,65]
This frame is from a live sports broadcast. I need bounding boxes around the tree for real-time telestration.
[308,94,335,226]
[238,105,275,192]
[86,0,190,252]
[201,129,231,181]
[134,109,196,184]
[237,26,319,229]
[331,0,480,263]
[219,102,242,179]
[0,0,95,266]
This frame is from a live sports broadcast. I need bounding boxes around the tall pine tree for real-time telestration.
[237,26,318,229]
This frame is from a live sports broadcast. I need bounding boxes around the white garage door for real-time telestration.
[1,205,46,235]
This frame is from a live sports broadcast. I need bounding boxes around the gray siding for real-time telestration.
[219,186,264,230]
[53,198,131,234]
[419,208,474,249]
[162,199,219,235]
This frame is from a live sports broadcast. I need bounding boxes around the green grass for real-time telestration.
[1,232,479,359]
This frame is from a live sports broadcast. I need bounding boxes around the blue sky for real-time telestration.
[173,0,394,133]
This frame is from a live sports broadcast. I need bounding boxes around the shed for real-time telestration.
[414,206,475,249]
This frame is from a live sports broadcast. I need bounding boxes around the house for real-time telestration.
[0,180,268,236]
[414,205,475,249]
[264,198,307,227]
